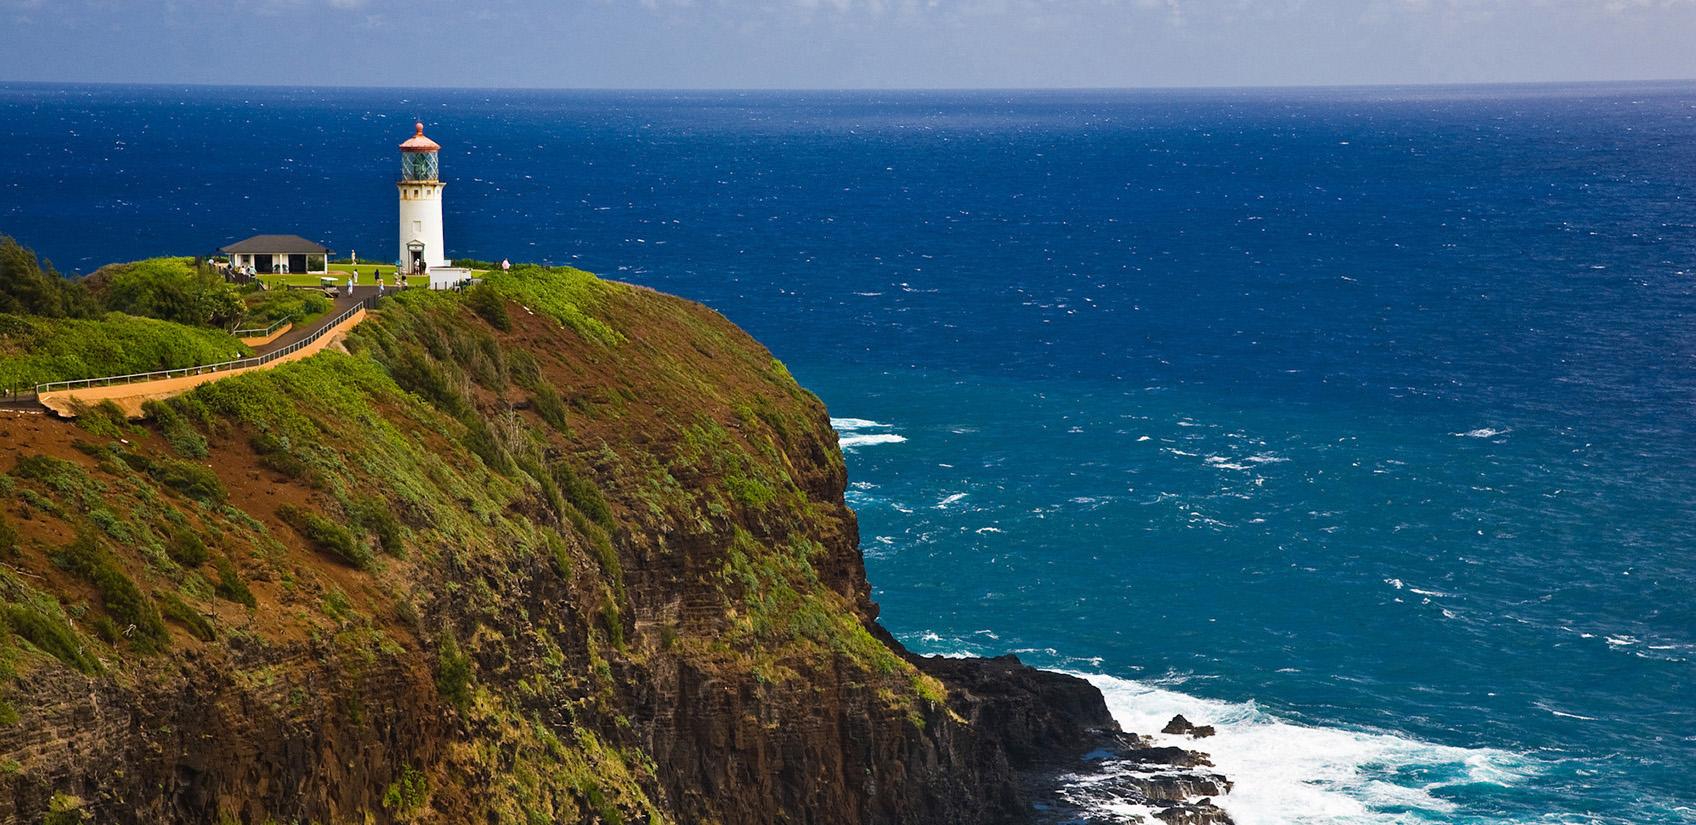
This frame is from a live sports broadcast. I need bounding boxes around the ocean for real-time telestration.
[2,82,1693,823]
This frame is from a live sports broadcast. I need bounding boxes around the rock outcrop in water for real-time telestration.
[0,260,1231,823]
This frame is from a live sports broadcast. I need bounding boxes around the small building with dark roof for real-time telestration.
[219,234,331,275]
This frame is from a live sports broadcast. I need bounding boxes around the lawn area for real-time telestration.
[259,263,466,290]
[260,267,385,288]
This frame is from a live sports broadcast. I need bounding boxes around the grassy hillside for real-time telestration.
[0,261,953,824]
[0,312,251,389]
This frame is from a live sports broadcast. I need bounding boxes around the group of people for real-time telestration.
[218,260,259,279]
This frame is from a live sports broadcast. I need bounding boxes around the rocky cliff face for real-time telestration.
[0,266,1230,823]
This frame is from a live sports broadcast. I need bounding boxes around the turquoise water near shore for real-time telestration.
[2,82,1693,822]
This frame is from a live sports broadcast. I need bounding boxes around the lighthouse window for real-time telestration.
[401,151,438,182]
[413,220,422,233]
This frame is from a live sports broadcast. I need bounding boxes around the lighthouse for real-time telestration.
[397,122,449,273]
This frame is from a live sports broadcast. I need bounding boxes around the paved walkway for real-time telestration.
[19,286,388,418]
[253,286,380,355]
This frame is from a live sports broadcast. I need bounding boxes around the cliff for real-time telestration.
[0,264,1230,823]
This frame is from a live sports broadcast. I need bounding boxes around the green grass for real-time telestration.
[479,265,624,346]
[0,312,251,389]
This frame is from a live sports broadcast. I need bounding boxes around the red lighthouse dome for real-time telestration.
[399,122,440,152]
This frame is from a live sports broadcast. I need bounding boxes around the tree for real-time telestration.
[90,257,246,329]
[0,236,98,319]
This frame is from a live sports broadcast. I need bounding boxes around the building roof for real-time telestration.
[399,122,440,152]
[219,234,330,254]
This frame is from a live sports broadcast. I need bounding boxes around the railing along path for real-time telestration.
[31,296,375,396]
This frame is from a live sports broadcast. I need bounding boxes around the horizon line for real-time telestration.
[4,77,1696,95]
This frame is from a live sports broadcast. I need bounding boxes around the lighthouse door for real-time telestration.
[408,246,425,273]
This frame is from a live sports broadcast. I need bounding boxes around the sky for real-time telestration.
[1,0,1694,89]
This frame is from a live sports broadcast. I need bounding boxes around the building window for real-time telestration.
[413,220,422,233]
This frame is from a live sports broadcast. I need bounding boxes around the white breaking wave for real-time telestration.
[838,433,908,449]
[1453,427,1510,439]
[831,419,909,451]
[832,418,907,450]
[1068,672,1532,825]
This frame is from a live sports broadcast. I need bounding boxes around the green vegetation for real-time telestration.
[0,311,251,389]
[157,591,215,642]
[435,632,473,712]
[383,764,430,818]
[144,399,210,458]
[278,504,372,569]
[0,244,941,820]
[87,257,245,329]
[116,451,226,504]
[478,265,624,346]
[466,283,511,331]
[352,497,405,558]
[52,532,169,653]
[3,598,100,674]
[0,511,17,558]
[532,383,570,434]
[242,287,331,327]
[12,454,106,512]
[165,527,209,567]
[0,236,98,319]
[212,556,256,609]
[43,792,88,825]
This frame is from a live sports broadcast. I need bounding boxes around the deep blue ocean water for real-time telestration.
[2,82,1694,823]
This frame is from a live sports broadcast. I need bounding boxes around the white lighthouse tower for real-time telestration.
[397,122,449,273]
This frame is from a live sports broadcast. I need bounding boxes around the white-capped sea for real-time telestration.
[825,365,1694,823]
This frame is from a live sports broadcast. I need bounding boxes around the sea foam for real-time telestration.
[831,417,908,449]
[1068,672,1531,825]
[838,433,908,449]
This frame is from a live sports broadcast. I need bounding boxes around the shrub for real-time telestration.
[115,450,226,504]
[12,454,104,511]
[166,527,208,567]
[52,533,168,653]
[144,400,208,458]
[0,236,98,319]
[74,400,130,438]
[0,512,16,558]
[352,497,405,558]
[242,288,330,326]
[387,349,470,419]
[477,265,623,346]
[155,459,225,503]
[532,384,569,434]
[212,556,256,609]
[156,592,215,642]
[466,284,511,332]
[250,431,314,482]
[43,792,89,825]
[435,632,472,712]
[382,764,430,817]
[89,256,244,329]
[0,311,248,389]
[552,461,613,530]
[2,601,100,673]
[277,504,372,569]
[507,349,540,391]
